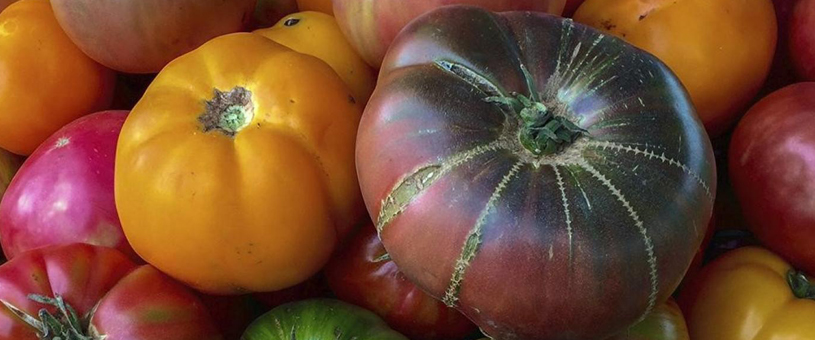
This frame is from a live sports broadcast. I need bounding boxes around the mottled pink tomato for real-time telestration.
[0,111,133,260]
[0,244,220,339]
[333,0,566,68]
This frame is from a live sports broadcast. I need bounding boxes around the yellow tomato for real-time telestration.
[115,33,364,294]
[574,0,777,137]
[255,11,376,106]
[679,247,815,340]
[0,0,114,155]
[296,0,333,15]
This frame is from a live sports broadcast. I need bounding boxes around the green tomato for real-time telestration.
[241,299,409,340]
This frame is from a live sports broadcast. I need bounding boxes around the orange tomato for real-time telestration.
[0,0,114,155]
[255,11,376,106]
[574,0,777,137]
[678,246,815,340]
[115,33,364,295]
[296,0,333,15]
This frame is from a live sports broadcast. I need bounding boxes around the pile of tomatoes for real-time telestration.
[0,0,813,339]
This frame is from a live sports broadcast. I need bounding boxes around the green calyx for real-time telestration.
[218,105,249,134]
[486,93,586,156]
[787,269,815,300]
[200,87,254,137]
[1,294,96,340]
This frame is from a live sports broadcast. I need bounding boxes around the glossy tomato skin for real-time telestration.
[729,82,815,277]
[50,0,256,73]
[242,299,408,340]
[678,246,815,339]
[325,224,477,340]
[255,11,376,106]
[357,6,715,340]
[790,0,815,80]
[0,0,115,155]
[608,299,688,340]
[0,111,134,261]
[0,244,220,340]
[333,0,566,68]
[574,0,777,137]
[116,33,364,294]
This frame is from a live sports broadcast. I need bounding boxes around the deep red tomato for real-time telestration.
[0,111,134,260]
[324,223,477,340]
[790,0,815,80]
[729,82,815,277]
[0,244,219,339]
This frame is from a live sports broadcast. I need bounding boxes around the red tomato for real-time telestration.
[0,111,134,260]
[50,0,256,73]
[324,224,477,340]
[729,82,815,277]
[0,244,219,339]
[790,0,815,80]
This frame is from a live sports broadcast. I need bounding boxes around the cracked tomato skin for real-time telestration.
[324,223,477,340]
[115,33,364,295]
[333,0,566,68]
[574,0,777,137]
[728,82,815,278]
[50,0,256,74]
[255,11,376,106]
[678,246,815,340]
[0,244,220,340]
[356,6,714,340]
[0,0,115,156]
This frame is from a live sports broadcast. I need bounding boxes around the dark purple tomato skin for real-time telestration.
[356,6,715,340]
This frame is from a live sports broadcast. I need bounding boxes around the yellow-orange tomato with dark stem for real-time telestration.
[115,33,365,295]
[678,246,815,339]
[574,0,777,137]
[255,11,376,106]
[0,0,114,155]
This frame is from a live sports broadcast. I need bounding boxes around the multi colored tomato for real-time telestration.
[50,0,256,73]
[357,6,714,340]
[0,244,219,340]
